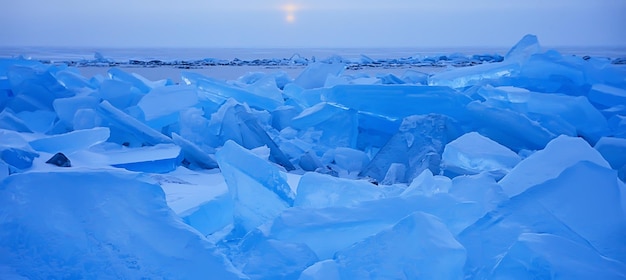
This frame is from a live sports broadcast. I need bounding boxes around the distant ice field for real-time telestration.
[1,46,624,81]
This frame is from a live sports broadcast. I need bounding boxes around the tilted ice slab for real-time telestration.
[215,140,295,233]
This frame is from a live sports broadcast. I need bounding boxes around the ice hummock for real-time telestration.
[1,34,626,279]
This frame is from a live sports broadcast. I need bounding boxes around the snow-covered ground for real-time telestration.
[1,35,626,279]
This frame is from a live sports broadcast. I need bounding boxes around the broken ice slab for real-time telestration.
[479,85,609,143]
[401,169,452,197]
[291,102,358,149]
[137,84,199,129]
[182,71,282,111]
[5,64,74,113]
[271,105,300,131]
[208,99,294,170]
[269,193,477,260]
[595,137,626,181]
[53,95,100,128]
[499,135,610,197]
[466,101,556,152]
[361,114,462,184]
[106,143,182,173]
[322,84,471,121]
[0,170,243,279]
[491,233,626,279]
[293,62,345,89]
[334,212,466,280]
[356,111,401,151]
[215,140,294,233]
[233,235,318,280]
[108,68,151,93]
[442,131,521,178]
[242,74,285,104]
[294,172,384,208]
[97,100,172,146]
[428,62,520,89]
[171,133,218,169]
[449,173,508,213]
[15,110,56,133]
[157,168,232,237]
[299,260,340,280]
[93,79,144,110]
[588,83,626,108]
[28,127,110,154]
[52,68,96,90]
[459,161,626,279]
[1,147,38,170]
[323,147,370,175]
[504,34,541,62]
[0,109,32,132]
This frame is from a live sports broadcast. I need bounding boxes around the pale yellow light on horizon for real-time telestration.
[281,3,299,24]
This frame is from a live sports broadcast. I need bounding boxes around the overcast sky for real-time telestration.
[1,0,625,48]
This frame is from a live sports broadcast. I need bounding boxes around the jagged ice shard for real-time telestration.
[1,34,625,279]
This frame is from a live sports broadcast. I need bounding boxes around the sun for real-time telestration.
[281,3,299,24]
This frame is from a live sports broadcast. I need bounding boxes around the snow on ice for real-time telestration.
[1,35,626,279]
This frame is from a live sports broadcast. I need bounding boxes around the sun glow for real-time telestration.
[281,3,299,24]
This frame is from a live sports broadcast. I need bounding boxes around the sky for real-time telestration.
[1,0,625,48]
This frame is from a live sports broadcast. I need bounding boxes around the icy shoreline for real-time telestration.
[1,35,626,279]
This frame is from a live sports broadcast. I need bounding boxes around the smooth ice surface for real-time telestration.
[0,170,242,279]
[294,172,384,208]
[459,161,626,278]
[335,212,466,280]
[138,84,198,122]
[29,127,110,154]
[442,131,521,177]
[499,135,610,197]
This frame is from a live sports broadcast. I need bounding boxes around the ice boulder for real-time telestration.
[335,212,466,280]
[215,140,295,233]
[499,135,610,197]
[0,170,243,279]
[442,131,521,178]
[459,161,626,278]
[294,172,384,208]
